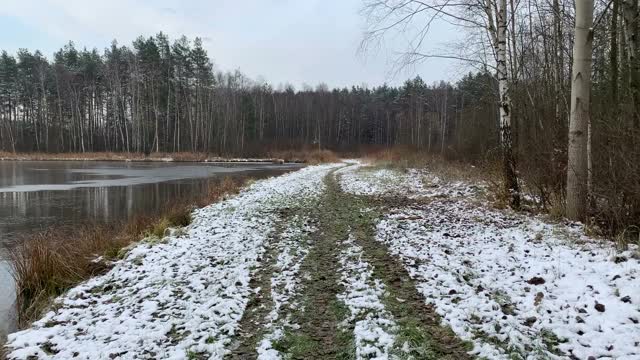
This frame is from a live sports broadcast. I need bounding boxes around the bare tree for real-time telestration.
[492,0,520,208]
[566,0,594,221]
[622,0,639,127]
[361,0,520,208]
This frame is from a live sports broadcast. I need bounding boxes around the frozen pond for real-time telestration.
[0,160,301,343]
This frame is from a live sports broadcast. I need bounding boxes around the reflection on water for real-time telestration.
[0,258,15,343]
[0,160,301,343]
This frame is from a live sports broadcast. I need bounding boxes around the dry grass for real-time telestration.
[267,148,339,164]
[194,177,247,207]
[9,224,137,324]
[363,146,492,182]
[361,146,429,168]
[7,176,247,327]
[0,151,212,162]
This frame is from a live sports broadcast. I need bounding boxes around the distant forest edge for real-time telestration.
[2,26,637,235]
[0,33,502,157]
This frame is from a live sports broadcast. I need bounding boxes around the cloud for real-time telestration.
[0,0,464,88]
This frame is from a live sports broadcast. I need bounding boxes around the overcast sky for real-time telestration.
[1,0,465,88]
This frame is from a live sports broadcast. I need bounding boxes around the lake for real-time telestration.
[0,160,301,343]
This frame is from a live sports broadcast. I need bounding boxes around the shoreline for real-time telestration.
[0,149,341,165]
[0,157,298,164]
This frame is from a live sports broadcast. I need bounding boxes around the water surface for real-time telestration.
[0,160,301,343]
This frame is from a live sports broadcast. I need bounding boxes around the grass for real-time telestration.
[267,148,340,164]
[272,330,319,356]
[362,146,492,182]
[7,176,247,327]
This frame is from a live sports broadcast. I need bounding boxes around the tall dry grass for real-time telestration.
[8,177,247,327]
[363,146,492,180]
[267,148,339,164]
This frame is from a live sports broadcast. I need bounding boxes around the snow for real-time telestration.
[337,235,398,360]
[256,216,315,360]
[364,178,640,359]
[5,163,340,360]
[7,161,639,359]
[338,163,481,199]
[339,164,424,198]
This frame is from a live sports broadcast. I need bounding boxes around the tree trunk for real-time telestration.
[566,0,594,221]
[611,0,620,105]
[496,0,520,209]
[622,0,639,127]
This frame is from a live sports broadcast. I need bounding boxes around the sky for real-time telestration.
[0,0,465,89]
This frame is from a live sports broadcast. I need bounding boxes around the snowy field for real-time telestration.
[340,165,640,359]
[5,164,340,360]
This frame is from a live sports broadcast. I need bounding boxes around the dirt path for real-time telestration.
[227,166,473,359]
[219,165,470,359]
[326,169,473,360]
[226,221,281,358]
[229,204,324,359]
[271,168,352,359]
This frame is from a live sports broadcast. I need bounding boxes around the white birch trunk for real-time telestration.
[495,0,520,208]
[566,0,594,221]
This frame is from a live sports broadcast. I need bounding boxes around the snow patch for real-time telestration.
[338,164,480,199]
[338,235,397,360]
[257,216,315,360]
[377,198,640,359]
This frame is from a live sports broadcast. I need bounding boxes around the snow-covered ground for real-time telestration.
[257,216,315,360]
[377,200,640,359]
[7,161,639,360]
[337,235,398,360]
[338,164,640,360]
[5,164,340,360]
[338,163,480,199]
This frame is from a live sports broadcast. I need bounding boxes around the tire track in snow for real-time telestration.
[255,216,315,359]
[332,167,474,360]
[337,235,397,360]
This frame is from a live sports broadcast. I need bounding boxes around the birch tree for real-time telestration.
[566,0,594,221]
[493,0,520,208]
[361,0,521,208]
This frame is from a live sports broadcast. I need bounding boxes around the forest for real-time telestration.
[0,0,638,236]
[0,36,486,156]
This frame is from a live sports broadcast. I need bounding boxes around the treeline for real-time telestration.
[0,35,475,156]
[1,0,639,238]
